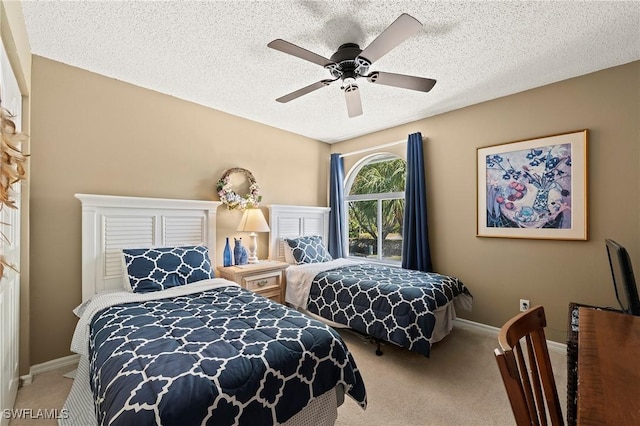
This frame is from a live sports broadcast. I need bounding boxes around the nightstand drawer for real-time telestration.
[243,271,281,292]
[216,261,289,306]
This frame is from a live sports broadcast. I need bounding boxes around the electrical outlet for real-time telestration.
[520,299,530,312]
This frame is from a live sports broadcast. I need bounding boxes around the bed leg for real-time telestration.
[375,340,383,356]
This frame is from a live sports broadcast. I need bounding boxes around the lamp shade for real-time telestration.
[237,208,270,233]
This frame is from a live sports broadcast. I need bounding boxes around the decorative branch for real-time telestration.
[0,103,28,276]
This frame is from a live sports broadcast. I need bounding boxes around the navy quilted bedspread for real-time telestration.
[307,263,472,357]
[89,285,366,425]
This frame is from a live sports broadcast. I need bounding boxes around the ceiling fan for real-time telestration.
[267,13,436,118]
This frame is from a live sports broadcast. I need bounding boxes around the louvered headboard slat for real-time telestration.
[76,194,221,301]
[164,216,206,246]
[267,205,330,262]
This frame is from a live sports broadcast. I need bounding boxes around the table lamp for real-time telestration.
[236,208,270,264]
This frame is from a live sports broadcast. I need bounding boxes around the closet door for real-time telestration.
[0,42,22,424]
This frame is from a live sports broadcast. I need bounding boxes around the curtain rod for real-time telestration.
[339,139,407,158]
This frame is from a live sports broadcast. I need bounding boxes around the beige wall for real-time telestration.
[29,56,329,364]
[28,53,639,364]
[333,61,640,343]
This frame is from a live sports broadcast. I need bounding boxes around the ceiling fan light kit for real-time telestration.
[268,13,437,118]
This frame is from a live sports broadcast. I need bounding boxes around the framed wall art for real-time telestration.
[477,130,588,240]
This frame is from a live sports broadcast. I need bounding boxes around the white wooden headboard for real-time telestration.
[268,204,330,262]
[76,194,222,302]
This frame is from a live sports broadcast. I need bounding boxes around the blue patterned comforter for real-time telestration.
[307,263,472,356]
[88,284,366,425]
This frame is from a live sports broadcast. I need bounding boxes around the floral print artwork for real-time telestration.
[485,143,572,229]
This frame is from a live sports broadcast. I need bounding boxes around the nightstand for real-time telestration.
[217,261,289,304]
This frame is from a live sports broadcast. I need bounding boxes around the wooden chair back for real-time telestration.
[494,305,564,426]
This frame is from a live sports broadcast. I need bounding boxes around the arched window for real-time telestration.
[344,153,406,264]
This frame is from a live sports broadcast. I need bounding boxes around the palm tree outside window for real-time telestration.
[344,154,406,264]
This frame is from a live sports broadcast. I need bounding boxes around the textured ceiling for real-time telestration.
[21,1,640,143]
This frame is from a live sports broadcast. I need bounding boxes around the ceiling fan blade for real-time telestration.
[276,79,334,103]
[344,86,363,118]
[268,39,333,67]
[367,71,436,92]
[358,14,423,64]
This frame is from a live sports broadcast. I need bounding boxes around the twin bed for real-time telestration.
[268,205,472,357]
[285,258,472,356]
[64,196,471,425]
[64,195,365,426]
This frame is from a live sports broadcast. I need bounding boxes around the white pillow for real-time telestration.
[282,239,296,264]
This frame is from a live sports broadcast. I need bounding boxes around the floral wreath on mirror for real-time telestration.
[216,167,262,210]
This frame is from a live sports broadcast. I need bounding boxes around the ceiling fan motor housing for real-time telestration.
[326,43,371,81]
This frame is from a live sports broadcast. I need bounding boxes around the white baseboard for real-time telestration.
[454,317,500,335]
[453,317,567,354]
[20,354,80,386]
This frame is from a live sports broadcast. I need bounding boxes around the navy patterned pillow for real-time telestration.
[284,236,333,265]
[122,245,214,293]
